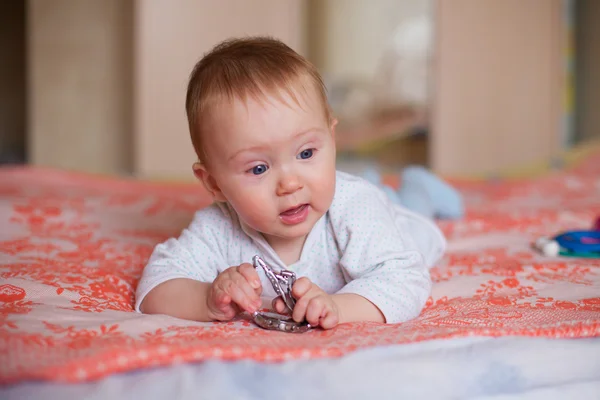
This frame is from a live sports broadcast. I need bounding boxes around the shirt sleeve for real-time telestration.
[330,176,442,323]
[134,204,232,312]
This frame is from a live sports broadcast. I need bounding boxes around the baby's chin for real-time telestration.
[260,219,320,241]
[262,224,314,240]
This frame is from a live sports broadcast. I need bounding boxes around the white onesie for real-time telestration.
[135,171,446,323]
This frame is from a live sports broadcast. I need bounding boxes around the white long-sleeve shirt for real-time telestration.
[135,171,446,323]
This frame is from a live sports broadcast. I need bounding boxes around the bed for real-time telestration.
[1,148,600,399]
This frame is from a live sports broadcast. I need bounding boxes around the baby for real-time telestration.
[135,37,454,329]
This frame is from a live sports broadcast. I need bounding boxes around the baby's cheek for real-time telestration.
[313,173,335,205]
[234,195,271,225]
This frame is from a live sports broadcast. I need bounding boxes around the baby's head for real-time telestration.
[185,37,338,249]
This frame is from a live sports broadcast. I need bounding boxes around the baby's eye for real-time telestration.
[250,165,268,175]
[297,149,314,160]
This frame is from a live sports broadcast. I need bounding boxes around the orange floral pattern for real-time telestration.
[1,154,600,384]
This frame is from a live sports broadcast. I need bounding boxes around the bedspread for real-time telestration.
[5,337,600,400]
[1,152,599,384]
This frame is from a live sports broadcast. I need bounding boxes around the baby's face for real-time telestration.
[198,84,337,249]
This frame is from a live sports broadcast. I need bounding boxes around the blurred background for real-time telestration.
[0,0,598,180]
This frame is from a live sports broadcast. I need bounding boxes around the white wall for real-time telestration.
[576,0,600,143]
[25,0,569,178]
[431,0,564,176]
[310,0,432,83]
[28,0,133,175]
[26,0,305,178]
[133,0,306,179]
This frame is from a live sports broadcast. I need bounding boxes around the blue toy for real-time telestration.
[535,230,600,258]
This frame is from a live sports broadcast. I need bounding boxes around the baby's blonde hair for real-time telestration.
[185,36,330,162]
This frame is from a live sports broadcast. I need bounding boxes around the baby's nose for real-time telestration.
[276,173,303,196]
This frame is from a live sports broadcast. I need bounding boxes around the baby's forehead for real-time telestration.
[245,79,320,108]
[210,82,325,121]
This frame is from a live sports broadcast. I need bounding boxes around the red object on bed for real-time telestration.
[1,153,600,384]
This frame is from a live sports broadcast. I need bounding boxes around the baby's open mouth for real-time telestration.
[280,204,308,216]
[279,204,309,224]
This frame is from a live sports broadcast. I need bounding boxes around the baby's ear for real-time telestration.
[193,162,227,202]
[330,118,338,138]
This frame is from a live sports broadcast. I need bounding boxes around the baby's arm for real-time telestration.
[136,205,261,321]
[141,264,262,322]
[336,249,431,325]
[331,293,385,324]
[141,278,213,321]
[329,176,445,324]
[274,278,385,328]
[335,224,434,324]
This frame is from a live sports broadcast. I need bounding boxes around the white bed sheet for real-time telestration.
[3,335,599,400]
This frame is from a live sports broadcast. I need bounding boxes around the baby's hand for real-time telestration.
[206,264,262,321]
[273,277,339,329]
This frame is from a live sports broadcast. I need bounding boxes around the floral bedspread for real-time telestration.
[1,153,599,384]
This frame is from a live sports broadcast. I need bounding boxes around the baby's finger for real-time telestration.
[231,272,262,309]
[238,263,262,294]
[292,296,309,323]
[213,288,232,309]
[210,289,237,320]
[305,297,324,326]
[319,309,339,330]
[221,280,259,314]
[291,277,312,299]
[271,296,288,314]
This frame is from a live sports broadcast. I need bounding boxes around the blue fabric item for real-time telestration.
[360,165,463,220]
[396,179,435,219]
[360,166,383,186]
[399,166,464,219]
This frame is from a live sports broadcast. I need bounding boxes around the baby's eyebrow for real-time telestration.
[227,145,269,162]
[227,128,325,162]
[294,127,323,140]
